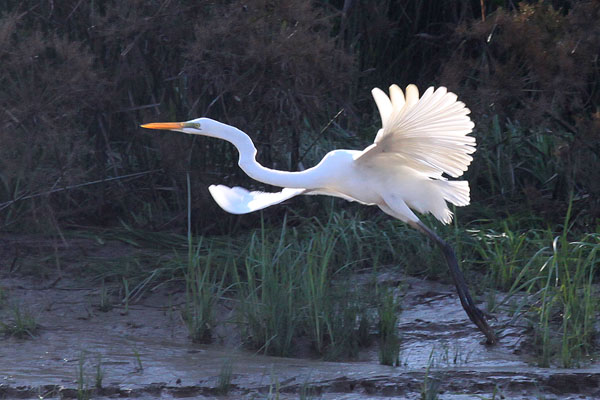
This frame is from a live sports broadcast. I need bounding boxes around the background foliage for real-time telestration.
[0,0,598,233]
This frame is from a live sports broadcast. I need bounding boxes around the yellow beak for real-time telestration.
[140,122,185,130]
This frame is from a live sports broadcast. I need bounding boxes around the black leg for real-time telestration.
[411,221,498,344]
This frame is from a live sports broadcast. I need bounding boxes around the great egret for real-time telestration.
[142,84,497,344]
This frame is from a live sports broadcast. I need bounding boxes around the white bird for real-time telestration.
[142,84,497,344]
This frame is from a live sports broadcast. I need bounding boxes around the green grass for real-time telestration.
[532,232,599,367]
[7,188,596,367]
[121,277,130,315]
[95,355,104,389]
[76,352,91,400]
[0,302,38,338]
[299,215,368,359]
[181,173,231,343]
[461,201,599,367]
[97,280,113,312]
[471,117,562,205]
[234,218,305,356]
[420,347,440,400]
[73,352,103,398]
[230,213,380,358]
[182,237,229,343]
[192,206,597,365]
[132,348,144,372]
[216,358,233,395]
[377,286,401,366]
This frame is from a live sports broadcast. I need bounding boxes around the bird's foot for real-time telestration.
[469,305,498,345]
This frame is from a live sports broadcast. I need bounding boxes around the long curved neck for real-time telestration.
[196,119,322,189]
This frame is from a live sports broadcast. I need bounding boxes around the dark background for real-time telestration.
[1,0,598,234]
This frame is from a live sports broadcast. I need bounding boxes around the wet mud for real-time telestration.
[1,236,599,399]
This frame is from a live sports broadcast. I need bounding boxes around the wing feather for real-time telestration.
[357,84,476,178]
[208,185,305,214]
[371,88,393,127]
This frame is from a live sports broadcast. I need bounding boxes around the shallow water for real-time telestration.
[0,235,599,399]
[1,275,598,400]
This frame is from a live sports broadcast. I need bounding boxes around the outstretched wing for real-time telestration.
[208,185,306,214]
[356,84,476,178]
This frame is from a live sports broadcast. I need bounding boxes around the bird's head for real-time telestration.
[141,117,253,151]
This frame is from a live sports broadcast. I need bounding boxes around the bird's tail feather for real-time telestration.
[430,180,470,224]
[438,180,470,207]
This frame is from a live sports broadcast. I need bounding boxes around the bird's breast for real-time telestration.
[321,161,385,205]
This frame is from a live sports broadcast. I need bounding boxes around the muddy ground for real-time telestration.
[0,234,599,399]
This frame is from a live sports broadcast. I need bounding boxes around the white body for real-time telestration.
[141,87,501,344]
[143,84,476,225]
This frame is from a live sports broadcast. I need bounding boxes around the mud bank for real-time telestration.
[0,236,598,399]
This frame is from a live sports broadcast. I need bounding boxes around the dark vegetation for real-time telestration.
[1,0,598,232]
[1,0,599,367]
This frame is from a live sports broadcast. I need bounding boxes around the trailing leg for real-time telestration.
[410,220,498,344]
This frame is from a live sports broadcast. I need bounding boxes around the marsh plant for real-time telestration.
[0,302,38,338]
[216,358,233,395]
[69,197,597,367]
[97,280,113,312]
[465,202,599,367]
[532,231,599,368]
[121,277,131,315]
[420,347,441,400]
[182,175,229,343]
[133,348,143,372]
[95,355,104,389]
[235,220,304,356]
[74,351,104,397]
[300,221,366,359]
[233,215,374,359]
[76,352,91,400]
[182,238,228,343]
[377,287,401,366]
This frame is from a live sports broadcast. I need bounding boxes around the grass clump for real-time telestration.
[133,348,144,372]
[94,355,104,390]
[377,287,401,366]
[320,286,365,361]
[299,219,367,359]
[235,220,304,356]
[182,237,228,343]
[420,354,440,400]
[97,281,113,312]
[233,213,383,359]
[463,201,599,367]
[531,232,599,368]
[216,359,233,395]
[76,352,91,400]
[181,174,230,343]
[1,302,38,338]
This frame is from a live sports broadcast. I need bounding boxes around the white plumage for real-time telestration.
[142,84,476,224]
[360,85,475,179]
[141,84,499,344]
[209,185,305,214]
